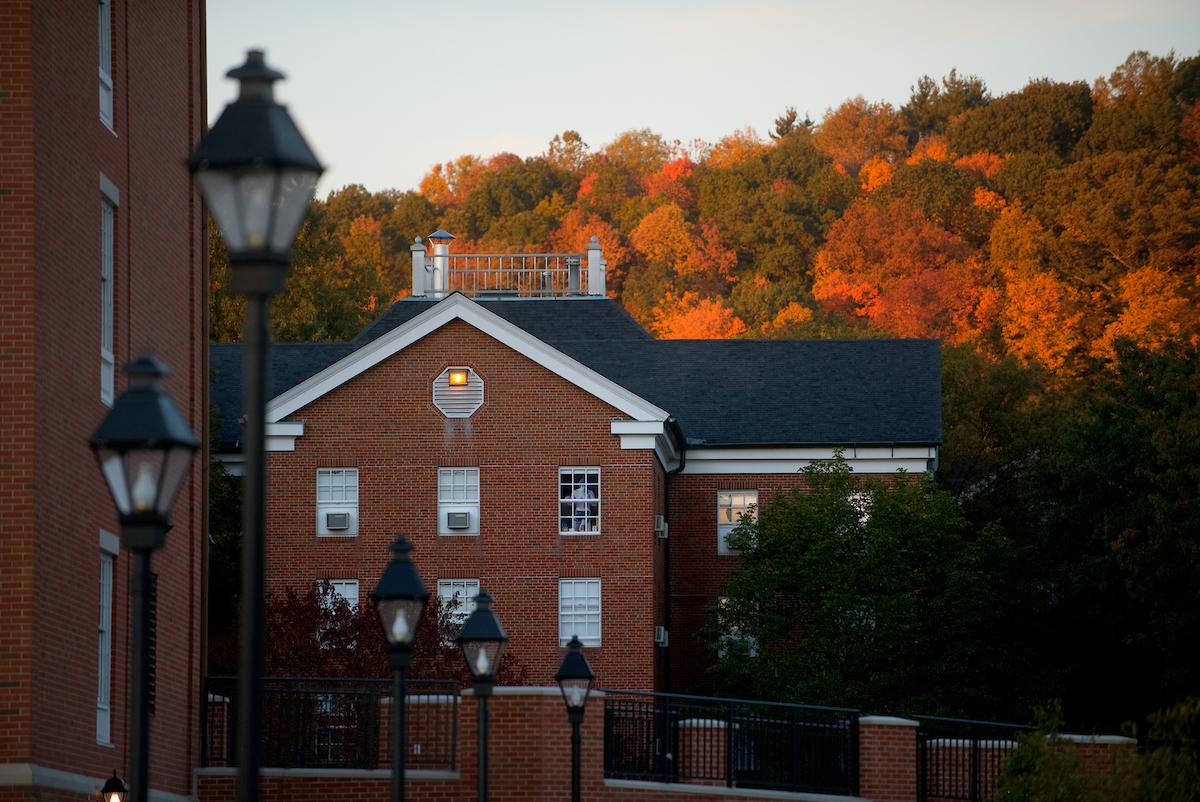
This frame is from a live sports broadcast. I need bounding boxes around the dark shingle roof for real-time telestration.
[210,296,941,449]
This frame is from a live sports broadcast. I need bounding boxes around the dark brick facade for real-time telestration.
[0,1,206,797]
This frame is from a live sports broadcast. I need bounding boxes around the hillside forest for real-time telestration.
[208,51,1200,728]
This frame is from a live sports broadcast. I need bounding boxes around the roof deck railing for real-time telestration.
[411,231,606,298]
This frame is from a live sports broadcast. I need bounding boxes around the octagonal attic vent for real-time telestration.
[433,366,484,418]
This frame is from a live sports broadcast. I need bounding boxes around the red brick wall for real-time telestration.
[859,719,918,802]
[667,472,890,692]
[264,320,660,689]
[0,1,206,796]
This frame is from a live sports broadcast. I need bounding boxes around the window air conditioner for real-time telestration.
[654,515,668,538]
[446,511,470,530]
[654,626,669,647]
[326,512,350,530]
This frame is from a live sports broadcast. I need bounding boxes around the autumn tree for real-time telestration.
[546,129,590,173]
[946,79,1093,158]
[901,68,990,142]
[1076,51,1188,156]
[651,291,747,339]
[813,97,908,175]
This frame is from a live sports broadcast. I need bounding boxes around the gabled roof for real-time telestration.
[209,295,942,450]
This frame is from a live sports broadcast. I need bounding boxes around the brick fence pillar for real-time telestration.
[858,715,918,802]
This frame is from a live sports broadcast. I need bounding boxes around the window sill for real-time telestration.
[437,532,479,537]
[317,532,358,538]
[560,531,602,537]
[559,640,601,648]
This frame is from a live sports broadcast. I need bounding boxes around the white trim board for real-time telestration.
[683,446,938,475]
[266,294,669,424]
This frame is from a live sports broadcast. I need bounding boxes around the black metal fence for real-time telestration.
[202,676,458,771]
[602,689,859,795]
[916,716,1030,802]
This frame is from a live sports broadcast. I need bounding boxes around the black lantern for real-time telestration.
[90,356,200,549]
[457,590,507,802]
[91,356,197,802]
[556,635,595,802]
[372,537,428,802]
[100,771,126,802]
[556,635,595,717]
[190,49,322,802]
[188,49,323,294]
[457,590,507,687]
[372,537,430,661]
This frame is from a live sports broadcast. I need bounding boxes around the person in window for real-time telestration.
[571,482,596,531]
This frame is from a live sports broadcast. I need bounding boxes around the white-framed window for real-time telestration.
[321,579,359,610]
[717,490,758,555]
[316,468,359,536]
[438,467,479,535]
[717,596,758,659]
[437,578,480,630]
[559,468,600,534]
[559,578,601,646]
[100,197,115,405]
[97,538,116,745]
[98,0,113,128]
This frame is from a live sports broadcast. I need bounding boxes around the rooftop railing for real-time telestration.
[411,233,606,298]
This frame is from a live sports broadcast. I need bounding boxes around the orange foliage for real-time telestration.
[1182,101,1200,158]
[1097,267,1199,358]
[815,98,908,176]
[643,157,696,210]
[679,221,737,284]
[765,301,814,333]
[812,199,996,342]
[906,135,952,165]
[652,292,747,339]
[954,150,1004,179]
[859,157,896,191]
[418,154,487,207]
[707,127,768,169]
[577,171,598,199]
[973,187,1006,211]
[631,203,693,266]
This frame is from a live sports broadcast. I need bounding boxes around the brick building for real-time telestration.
[0,2,207,800]
[211,240,940,693]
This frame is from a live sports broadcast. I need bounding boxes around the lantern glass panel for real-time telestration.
[462,640,505,680]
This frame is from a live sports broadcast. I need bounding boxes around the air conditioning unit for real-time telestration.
[446,511,470,530]
[654,626,669,647]
[325,512,350,530]
[654,515,668,538]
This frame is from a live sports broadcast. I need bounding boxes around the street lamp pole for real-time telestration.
[371,537,429,802]
[556,635,596,802]
[189,49,322,802]
[456,591,508,802]
[90,357,199,802]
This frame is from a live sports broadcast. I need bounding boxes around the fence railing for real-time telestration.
[438,253,589,297]
[202,676,458,771]
[916,715,1030,802]
[602,689,859,796]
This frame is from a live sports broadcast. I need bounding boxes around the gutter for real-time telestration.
[662,417,685,692]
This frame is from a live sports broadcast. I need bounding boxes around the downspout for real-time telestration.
[662,417,686,692]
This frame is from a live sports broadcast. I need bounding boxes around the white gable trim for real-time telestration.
[611,420,681,472]
[266,294,669,424]
[682,445,938,475]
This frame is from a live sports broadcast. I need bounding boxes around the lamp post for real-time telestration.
[556,635,595,802]
[90,357,199,802]
[456,590,507,802]
[188,49,322,802]
[371,537,429,802]
[101,771,127,802]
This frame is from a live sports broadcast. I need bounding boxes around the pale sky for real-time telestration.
[206,0,1200,196]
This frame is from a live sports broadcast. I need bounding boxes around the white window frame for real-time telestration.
[99,185,117,406]
[438,467,479,536]
[558,578,601,646]
[316,468,359,536]
[558,468,601,535]
[321,579,359,610]
[98,0,113,129]
[97,531,119,745]
[717,490,758,555]
[437,578,480,630]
